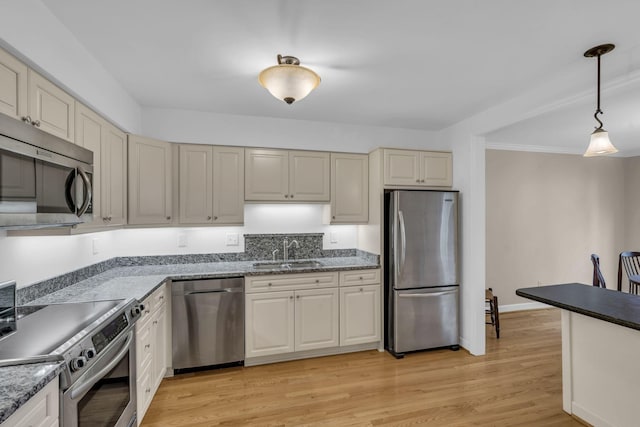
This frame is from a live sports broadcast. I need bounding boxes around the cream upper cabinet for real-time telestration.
[245,148,329,202]
[28,70,75,142]
[212,146,244,224]
[102,124,128,225]
[383,149,452,187]
[76,104,127,227]
[0,47,28,120]
[178,145,244,225]
[75,103,103,227]
[179,144,213,224]
[128,135,173,225]
[288,150,330,201]
[330,153,368,223]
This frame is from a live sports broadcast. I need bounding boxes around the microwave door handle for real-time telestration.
[76,168,92,216]
[64,170,76,213]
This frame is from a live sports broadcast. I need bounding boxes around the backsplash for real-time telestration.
[16,233,379,304]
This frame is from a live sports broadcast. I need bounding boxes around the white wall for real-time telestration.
[0,204,357,289]
[142,107,444,153]
[0,0,141,132]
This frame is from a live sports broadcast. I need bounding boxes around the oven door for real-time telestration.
[62,330,136,427]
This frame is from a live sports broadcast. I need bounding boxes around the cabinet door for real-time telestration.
[245,148,289,201]
[75,103,103,227]
[179,144,213,224]
[212,146,244,224]
[1,377,59,427]
[383,149,421,186]
[245,291,294,357]
[28,70,75,142]
[0,47,27,120]
[420,152,452,187]
[330,153,368,223]
[295,288,339,351]
[102,124,128,226]
[151,303,167,390]
[289,150,330,201]
[128,135,173,224]
[339,285,381,346]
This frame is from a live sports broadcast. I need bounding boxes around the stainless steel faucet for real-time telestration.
[283,238,299,262]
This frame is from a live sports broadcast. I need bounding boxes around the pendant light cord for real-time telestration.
[594,54,604,130]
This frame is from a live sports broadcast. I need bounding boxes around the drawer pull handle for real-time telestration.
[153,320,158,325]
[360,288,364,292]
[146,387,151,393]
[159,295,164,300]
[268,283,272,286]
[145,344,150,349]
[359,276,363,280]
[315,279,320,283]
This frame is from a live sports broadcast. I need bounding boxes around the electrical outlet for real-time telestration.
[226,233,239,246]
[92,238,100,255]
[330,231,338,244]
[178,233,187,248]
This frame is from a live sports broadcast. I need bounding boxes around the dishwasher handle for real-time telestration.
[184,288,243,295]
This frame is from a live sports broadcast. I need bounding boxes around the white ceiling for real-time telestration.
[41,0,640,153]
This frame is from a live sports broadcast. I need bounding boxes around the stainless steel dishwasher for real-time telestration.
[172,277,244,372]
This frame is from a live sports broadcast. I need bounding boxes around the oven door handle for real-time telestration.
[69,330,133,400]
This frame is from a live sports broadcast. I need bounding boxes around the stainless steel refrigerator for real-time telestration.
[384,190,459,358]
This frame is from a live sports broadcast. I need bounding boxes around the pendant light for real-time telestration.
[583,44,618,157]
[258,55,321,105]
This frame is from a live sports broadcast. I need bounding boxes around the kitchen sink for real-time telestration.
[252,260,324,270]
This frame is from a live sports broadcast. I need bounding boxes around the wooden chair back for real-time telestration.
[617,251,640,294]
[590,254,606,288]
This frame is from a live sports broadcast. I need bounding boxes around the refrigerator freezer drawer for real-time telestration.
[393,286,459,353]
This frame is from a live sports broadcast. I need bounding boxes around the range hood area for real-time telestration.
[0,114,93,229]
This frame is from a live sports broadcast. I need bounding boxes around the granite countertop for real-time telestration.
[0,362,64,424]
[0,255,378,421]
[516,283,640,331]
[29,256,379,305]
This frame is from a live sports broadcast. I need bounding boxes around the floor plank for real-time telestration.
[141,309,584,426]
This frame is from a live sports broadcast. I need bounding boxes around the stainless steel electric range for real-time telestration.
[0,280,143,427]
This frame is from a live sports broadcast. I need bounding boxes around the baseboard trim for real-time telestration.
[500,301,551,313]
[245,342,379,367]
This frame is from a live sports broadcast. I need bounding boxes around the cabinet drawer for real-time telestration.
[141,283,167,314]
[246,272,339,293]
[339,269,380,286]
[136,363,153,421]
[136,321,152,371]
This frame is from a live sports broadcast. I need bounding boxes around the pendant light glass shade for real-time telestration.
[584,128,618,157]
[258,55,320,104]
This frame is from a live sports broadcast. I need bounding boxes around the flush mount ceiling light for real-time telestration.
[583,43,618,157]
[258,54,321,105]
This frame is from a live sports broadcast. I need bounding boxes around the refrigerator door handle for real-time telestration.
[398,290,457,298]
[398,209,406,277]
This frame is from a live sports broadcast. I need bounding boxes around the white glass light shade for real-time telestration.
[583,128,618,157]
[258,64,320,104]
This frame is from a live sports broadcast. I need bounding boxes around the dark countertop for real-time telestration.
[516,283,640,331]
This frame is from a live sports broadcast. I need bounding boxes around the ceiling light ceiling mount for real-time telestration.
[258,54,321,105]
[583,43,618,157]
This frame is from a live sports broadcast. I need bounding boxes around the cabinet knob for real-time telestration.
[207,216,212,220]
[21,116,31,124]
[153,320,158,325]
[32,120,41,127]
[332,216,336,220]
[214,216,218,220]
[289,296,293,300]
[145,310,150,314]
[360,288,364,292]
[284,194,289,198]
[315,279,320,283]
[166,216,171,220]
[416,179,420,183]
[268,283,272,286]
[145,344,150,349]
[290,195,294,198]
[421,179,425,183]
[146,387,151,393]
[159,295,164,300]
[359,276,363,280]
[296,295,300,299]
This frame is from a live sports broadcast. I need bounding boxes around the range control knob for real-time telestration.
[130,303,145,317]
[69,356,87,372]
[81,348,96,360]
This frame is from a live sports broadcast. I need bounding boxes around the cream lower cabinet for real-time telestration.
[136,284,169,426]
[383,149,452,187]
[128,135,173,225]
[245,148,330,202]
[2,377,59,427]
[245,272,340,358]
[339,269,381,346]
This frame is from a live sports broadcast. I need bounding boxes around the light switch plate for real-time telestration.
[92,238,100,255]
[330,231,338,244]
[226,233,239,246]
[178,233,187,248]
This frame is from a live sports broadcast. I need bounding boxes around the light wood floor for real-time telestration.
[142,309,584,426]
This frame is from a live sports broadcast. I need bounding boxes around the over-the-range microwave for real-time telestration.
[0,113,93,229]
